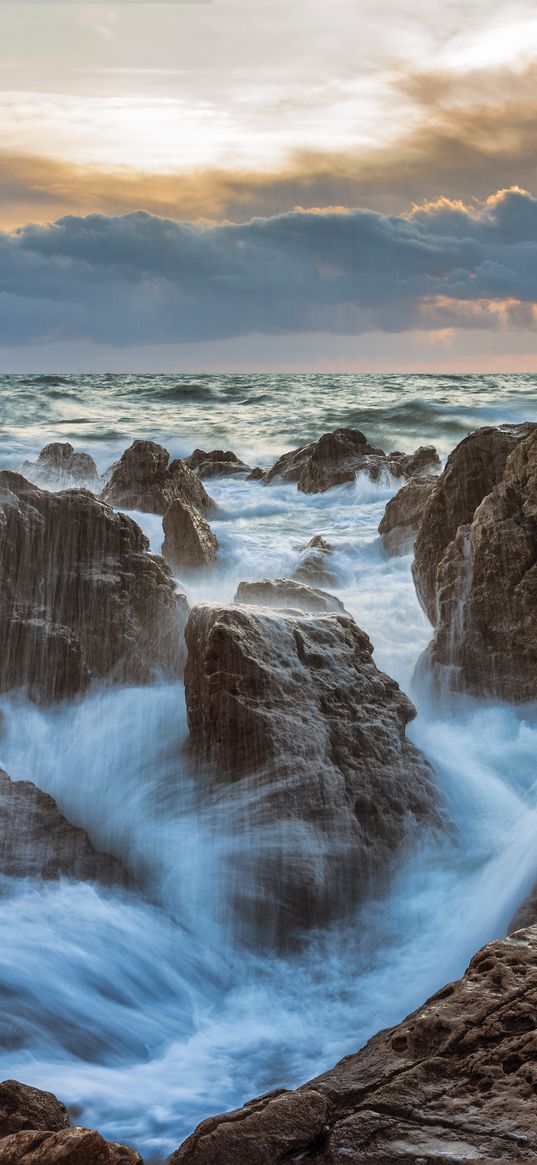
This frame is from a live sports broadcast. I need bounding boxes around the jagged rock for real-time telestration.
[412,424,535,622]
[184,604,437,939]
[264,428,403,493]
[162,500,218,573]
[303,535,333,553]
[391,445,440,478]
[101,441,214,515]
[0,471,187,702]
[419,429,537,702]
[0,769,130,886]
[21,443,99,491]
[248,467,266,481]
[184,449,252,479]
[171,926,537,1163]
[234,578,344,614]
[293,535,337,586]
[379,476,438,556]
[0,1081,142,1164]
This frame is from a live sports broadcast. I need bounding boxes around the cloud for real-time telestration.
[1,187,537,348]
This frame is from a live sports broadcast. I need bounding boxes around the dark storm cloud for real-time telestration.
[1,188,536,346]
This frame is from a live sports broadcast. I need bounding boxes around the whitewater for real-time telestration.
[0,372,536,1163]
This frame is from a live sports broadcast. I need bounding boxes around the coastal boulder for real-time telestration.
[171,926,537,1164]
[391,444,440,478]
[0,472,187,702]
[264,428,402,493]
[184,449,253,479]
[101,440,214,515]
[379,475,437,556]
[0,1081,142,1164]
[22,443,99,491]
[419,428,537,702]
[292,535,337,586]
[162,499,218,573]
[184,603,438,939]
[234,578,344,614]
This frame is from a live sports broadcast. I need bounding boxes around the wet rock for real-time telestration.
[412,424,534,622]
[293,534,337,586]
[379,475,438,556]
[171,926,537,1163]
[419,428,537,702]
[184,603,438,940]
[0,1080,68,1136]
[101,440,214,515]
[264,428,402,494]
[162,500,218,573]
[247,466,266,481]
[184,449,252,479]
[0,1081,142,1164]
[0,769,131,886]
[234,578,344,614]
[391,444,441,478]
[0,472,186,702]
[21,443,99,491]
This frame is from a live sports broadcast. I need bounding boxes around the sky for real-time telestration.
[0,0,536,371]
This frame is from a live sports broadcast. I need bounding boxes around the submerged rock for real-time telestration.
[419,428,537,702]
[183,448,253,479]
[379,475,437,556]
[292,535,338,586]
[163,499,218,573]
[264,429,440,495]
[234,578,344,614]
[184,603,437,940]
[21,443,99,491]
[0,472,186,702]
[101,440,214,515]
[0,1080,143,1164]
[0,768,130,886]
[171,926,537,1164]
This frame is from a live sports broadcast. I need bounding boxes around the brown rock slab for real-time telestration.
[101,441,214,515]
[379,475,438,556]
[0,1127,142,1164]
[162,499,218,573]
[183,449,252,479]
[171,926,537,1163]
[234,578,344,614]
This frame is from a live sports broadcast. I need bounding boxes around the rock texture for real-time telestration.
[184,604,437,937]
[0,1081,142,1165]
[234,578,344,614]
[293,535,337,586]
[0,768,130,886]
[22,443,99,491]
[420,428,537,701]
[265,429,440,495]
[0,471,186,702]
[171,926,537,1163]
[379,476,438,556]
[163,500,218,573]
[101,441,214,515]
[412,424,534,622]
[184,449,253,479]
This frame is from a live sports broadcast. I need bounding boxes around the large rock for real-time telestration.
[101,441,214,515]
[184,604,437,938]
[265,429,439,495]
[412,424,534,622]
[183,449,253,479]
[171,926,537,1163]
[0,472,186,702]
[234,578,344,614]
[420,428,537,701]
[0,769,130,886]
[163,500,218,573]
[22,443,99,491]
[379,475,438,556]
[0,1080,142,1164]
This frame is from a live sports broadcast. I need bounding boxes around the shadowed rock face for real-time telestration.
[0,472,186,703]
[171,926,537,1164]
[420,428,537,702]
[22,443,99,491]
[0,1081,142,1164]
[163,500,218,573]
[412,424,535,622]
[234,578,344,614]
[183,449,253,479]
[101,440,214,515]
[265,429,439,495]
[184,604,438,939]
[0,769,130,886]
[379,475,437,557]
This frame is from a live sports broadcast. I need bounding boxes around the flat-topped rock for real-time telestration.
[163,499,218,573]
[101,440,214,515]
[171,926,537,1163]
[379,475,438,556]
[183,449,253,479]
[22,443,100,491]
[0,472,187,702]
[234,578,344,614]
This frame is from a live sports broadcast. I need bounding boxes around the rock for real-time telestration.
[293,535,337,586]
[101,441,214,515]
[21,443,99,491]
[171,926,537,1164]
[0,1081,142,1164]
[248,467,265,481]
[419,428,537,702]
[379,476,438,556]
[184,604,437,939]
[264,428,402,494]
[162,500,218,573]
[0,769,130,886]
[184,449,252,479]
[0,472,187,703]
[303,535,333,553]
[390,444,440,478]
[412,424,534,622]
[234,578,344,614]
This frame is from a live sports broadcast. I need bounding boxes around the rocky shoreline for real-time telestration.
[1,421,536,1162]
